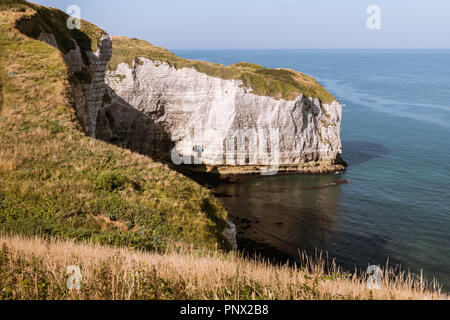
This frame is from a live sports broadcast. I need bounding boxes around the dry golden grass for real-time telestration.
[0,234,446,300]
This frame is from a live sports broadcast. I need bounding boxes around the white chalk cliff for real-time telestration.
[102,58,345,176]
[36,32,113,137]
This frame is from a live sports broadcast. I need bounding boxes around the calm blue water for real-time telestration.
[174,49,450,291]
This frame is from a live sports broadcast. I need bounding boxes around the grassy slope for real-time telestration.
[109,36,336,103]
[0,1,231,252]
[0,235,446,300]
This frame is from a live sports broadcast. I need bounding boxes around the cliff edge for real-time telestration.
[101,37,346,177]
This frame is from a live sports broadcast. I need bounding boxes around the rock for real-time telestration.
[222,218,238,250]
[102,58,345,176]
[38,33,113,137]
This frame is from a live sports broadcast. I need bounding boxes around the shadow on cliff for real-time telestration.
[95,85,176,163]
[95,86,226,187]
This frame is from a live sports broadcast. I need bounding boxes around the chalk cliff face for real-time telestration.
[37,33,112,137]
[102,59,345,176]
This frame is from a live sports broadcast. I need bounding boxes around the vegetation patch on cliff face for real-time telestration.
[0,1,231,252]
[108,36,336,103]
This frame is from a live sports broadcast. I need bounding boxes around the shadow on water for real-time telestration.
[342,141,389,166]
[214,140,393,273]
[217,173,403,275]
[215,175,343,260]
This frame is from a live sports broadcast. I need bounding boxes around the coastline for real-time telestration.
[176,157,347,184]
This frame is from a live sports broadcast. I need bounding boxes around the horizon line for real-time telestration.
[168,47,450,51]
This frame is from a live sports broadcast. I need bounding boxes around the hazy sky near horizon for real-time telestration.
[31,0,450,49]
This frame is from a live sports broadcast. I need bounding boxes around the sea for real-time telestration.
[173,49,450,292]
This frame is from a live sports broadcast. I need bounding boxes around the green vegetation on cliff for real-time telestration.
[108,36,336,103]
[1,0,105,54]
[0,0,231,252]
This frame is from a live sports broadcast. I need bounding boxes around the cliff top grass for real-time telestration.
[108,36,336,103]
[0,1,231,252]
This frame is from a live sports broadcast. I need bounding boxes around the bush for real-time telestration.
[95,172,129,192]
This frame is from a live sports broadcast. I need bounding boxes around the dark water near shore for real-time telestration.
[174,49,450,291]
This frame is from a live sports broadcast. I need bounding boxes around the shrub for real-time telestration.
[95,172,129,192]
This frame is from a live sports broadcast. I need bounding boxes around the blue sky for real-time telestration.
[31,0,450,49]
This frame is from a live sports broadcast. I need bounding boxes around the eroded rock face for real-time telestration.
[38,33,112,136]
[102,59,345,175]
